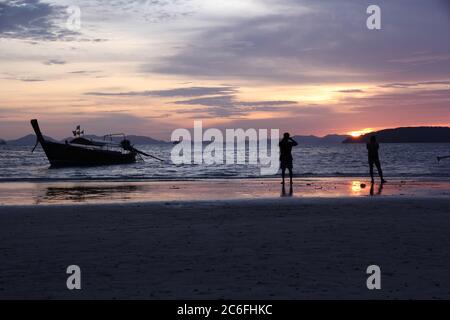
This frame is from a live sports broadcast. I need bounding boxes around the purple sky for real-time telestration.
[0,0,449,139]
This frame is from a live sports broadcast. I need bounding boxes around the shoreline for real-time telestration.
[0,177,449,206]
[1,174,450,183]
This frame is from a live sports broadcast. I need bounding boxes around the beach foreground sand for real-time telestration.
[1,196,450,299]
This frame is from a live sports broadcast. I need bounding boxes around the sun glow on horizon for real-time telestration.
[348,128,374,137]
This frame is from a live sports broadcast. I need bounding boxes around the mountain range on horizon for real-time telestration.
[1,134,168,146]
[1,126,450,146]
[0,132,351,145]
[292,134,350,144]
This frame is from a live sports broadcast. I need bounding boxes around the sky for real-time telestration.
[0,0,449,140]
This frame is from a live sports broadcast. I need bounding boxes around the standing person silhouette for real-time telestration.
[279,132,298,185]
[367,135,387,184]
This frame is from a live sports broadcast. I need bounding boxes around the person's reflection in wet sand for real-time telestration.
[281,184,294,197]
[370,182,384,196]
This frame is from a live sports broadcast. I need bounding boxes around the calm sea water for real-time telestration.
[0,143,449,182]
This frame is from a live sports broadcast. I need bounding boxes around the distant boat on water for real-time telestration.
[30,119,160,167]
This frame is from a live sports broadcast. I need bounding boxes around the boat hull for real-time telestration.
[31,119,136,167]
[41,141,137,167]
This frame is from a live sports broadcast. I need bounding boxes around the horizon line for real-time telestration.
[2,124,450,142]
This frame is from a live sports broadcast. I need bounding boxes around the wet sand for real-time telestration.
[0,181,450,298]
[0,177,449,205]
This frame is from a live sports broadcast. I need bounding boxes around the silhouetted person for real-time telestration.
[279,132,298,185]
[367,135,386,184]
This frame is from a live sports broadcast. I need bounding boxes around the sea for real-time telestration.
[0,143,449,182]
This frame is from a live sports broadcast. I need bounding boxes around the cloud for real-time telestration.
[330,88,450,130]
[85,86,239,97]
[43,59,66,65]
[173,94,298,117]
[223,85,450,135]
[380,80,450,88]
[69,70,97,74]
[239,100,300,107]
[221,85,450,134]
[388,53,450,65]
[1,76,44,82]
[351,89,450,107]
[88,0,196,23]
[84,84,299,117]
[0,0,77,41]
[85,84,307,117]
[148,0,450,84]
[336,89,364,93]
[19,78,45,82]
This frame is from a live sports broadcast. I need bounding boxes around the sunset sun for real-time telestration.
[348,128,374,138]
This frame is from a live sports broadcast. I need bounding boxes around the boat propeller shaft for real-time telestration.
[120,140,164,162]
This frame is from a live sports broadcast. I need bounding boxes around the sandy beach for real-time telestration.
[1,178,450,299]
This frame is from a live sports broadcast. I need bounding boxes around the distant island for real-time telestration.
[62,135,168,145]
[3,134,168,146]
[0,139,6,145]
[5,134,58,146]
[343,127,450,143]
